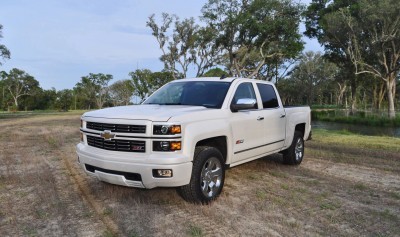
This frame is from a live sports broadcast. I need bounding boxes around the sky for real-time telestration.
[0,0,321,90]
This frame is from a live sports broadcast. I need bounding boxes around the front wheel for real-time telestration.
[282,131,304,165]
[178,146,225,204]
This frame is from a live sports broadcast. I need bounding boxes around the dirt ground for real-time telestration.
[0,114,399,237]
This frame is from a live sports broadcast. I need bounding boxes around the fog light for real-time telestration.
[160,141,170,151]
[153,141,181,151]
[153,169,173,178]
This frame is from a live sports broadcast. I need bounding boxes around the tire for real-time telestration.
[282,131,304,165]
[178,146,225,204]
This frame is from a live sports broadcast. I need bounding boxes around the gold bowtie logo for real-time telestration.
[100,131,115,140]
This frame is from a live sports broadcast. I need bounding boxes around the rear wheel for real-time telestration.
[178,146,225,204]
[282,131,304,165]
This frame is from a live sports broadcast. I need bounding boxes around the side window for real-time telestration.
[232,82,258,109]
[257,83,279,109]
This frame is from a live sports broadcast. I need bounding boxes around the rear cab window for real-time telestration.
[256,83,279,109]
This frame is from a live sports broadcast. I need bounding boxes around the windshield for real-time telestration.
[143,81,231,108]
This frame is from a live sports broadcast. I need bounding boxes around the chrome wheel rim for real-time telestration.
[295,138,303,161]
[200,157,223,198]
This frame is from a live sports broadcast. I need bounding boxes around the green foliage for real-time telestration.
[188,225,203,237]
[147,13,220,78]
[0,24,11,65]
[312,110,400,127]
[202,67,227,77]
[129,69,173,101]
[75,73,112,109]
[202,0,305,78]
[305,0,400,118]
[54,89,73,111]
[108,79,135,106]
[1,68,40,110]
[278,51,338,105]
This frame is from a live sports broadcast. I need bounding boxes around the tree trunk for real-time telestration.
[13,97,18,109]
[349,77,357,115]
[337,83,347,106]
[386,75,396,119]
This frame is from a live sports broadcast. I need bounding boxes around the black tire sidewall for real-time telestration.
[192,147,225,203]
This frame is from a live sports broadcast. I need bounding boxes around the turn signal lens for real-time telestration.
[170,141,181,151]
[170,125,181,134]
[153,141,181,151]
[80,119,83,128]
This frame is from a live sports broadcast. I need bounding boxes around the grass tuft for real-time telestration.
[188,225,203,237]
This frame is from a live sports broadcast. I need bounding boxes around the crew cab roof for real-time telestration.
[171,77,273,84]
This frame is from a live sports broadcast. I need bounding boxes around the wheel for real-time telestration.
[178,146,225,204]
[282,131,304,165]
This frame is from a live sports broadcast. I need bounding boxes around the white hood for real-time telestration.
[82,105,210,122]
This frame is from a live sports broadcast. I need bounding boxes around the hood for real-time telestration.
[82,105,210,122]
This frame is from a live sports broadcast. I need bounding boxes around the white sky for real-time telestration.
[0,0,321,90]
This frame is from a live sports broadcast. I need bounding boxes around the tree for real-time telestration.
[75,73,112,109]
[54,89,73,111]
[201,0,304,79]
[0,24,10,65]
[305,0,400,118]
[109,80,135,106]
[129,69,174,101]
[279,51,338,105]
[129,69,153,101]
[202,67,228,77]
[147,14,220,78]
[2,68,39,110]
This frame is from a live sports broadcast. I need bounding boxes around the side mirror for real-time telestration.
[230,98,257,112]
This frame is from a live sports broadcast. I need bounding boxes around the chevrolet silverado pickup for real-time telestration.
[77,77,311,203]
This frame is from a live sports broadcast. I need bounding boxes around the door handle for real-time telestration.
[280,114,286,118]
[257,116,264,121]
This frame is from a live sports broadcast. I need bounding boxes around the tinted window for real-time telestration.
[232,82,257,109]
[144,81,230,108]
[257,83,279,108]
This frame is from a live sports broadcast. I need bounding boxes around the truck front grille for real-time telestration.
[87,135,145,152]
[87,122,146,133]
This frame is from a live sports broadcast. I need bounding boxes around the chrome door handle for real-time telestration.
[257,116,264,121]
[280,114,286,118]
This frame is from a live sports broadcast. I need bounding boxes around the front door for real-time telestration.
[230,82,266,163]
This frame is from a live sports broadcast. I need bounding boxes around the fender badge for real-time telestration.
[236,139,244,144]
[100,130,115,140]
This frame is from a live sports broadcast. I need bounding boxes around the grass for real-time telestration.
[0,110,86,119]
[188,225,203,237]
[312,128,400,152]
[1,114,400,236]
[312,109,400,127]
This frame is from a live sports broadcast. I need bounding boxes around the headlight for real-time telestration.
[153,125,181,135]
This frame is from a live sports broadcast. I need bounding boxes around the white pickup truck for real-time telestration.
[77,77,311,203]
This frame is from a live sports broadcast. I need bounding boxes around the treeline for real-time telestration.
[1,0,399,117]
[0,69,177,111]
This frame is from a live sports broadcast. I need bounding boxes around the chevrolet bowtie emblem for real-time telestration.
[100,130,115,140]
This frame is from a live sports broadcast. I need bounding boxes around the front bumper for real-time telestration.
[76,143,192,189]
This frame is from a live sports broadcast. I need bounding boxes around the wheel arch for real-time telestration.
[195,136,228,164]
[295,123,305,138]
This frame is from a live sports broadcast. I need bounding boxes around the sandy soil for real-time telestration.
[0,115,399,236]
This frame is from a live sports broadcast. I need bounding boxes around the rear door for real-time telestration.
[230,82,267,163]
[256,83,286,152]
